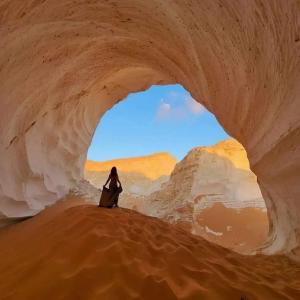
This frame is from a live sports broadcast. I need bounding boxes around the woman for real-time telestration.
[103,166,122,208]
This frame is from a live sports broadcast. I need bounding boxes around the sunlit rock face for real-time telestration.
[85,153,176,195]
[0,1,299,257]
[135,140,266,213]
[121,139,269,253]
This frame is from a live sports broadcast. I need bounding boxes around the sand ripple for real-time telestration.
[0,197,299,299]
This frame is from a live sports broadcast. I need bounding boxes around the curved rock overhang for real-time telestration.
[0,1,299,258]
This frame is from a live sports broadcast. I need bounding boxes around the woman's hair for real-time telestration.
[110,166,118,177]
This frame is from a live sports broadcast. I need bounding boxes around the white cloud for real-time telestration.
[185,96,205,115]
[156,101,172,120]
[167,91,181,98]
[155,92,206,121]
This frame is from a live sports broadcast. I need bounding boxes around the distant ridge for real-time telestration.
[85,152,177,180]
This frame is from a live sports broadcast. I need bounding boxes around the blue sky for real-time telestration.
[87,84,229,162]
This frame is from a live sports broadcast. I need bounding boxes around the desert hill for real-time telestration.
[0,197,299,300]
[85,152,176,180]
[85,153,176,195]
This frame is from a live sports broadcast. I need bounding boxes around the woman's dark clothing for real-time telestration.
[108,175,120,206]
[109,175,118,190]
[99,171,122,208]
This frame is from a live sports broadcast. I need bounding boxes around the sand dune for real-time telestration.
[0,196,299,300]
[192,202,269,253]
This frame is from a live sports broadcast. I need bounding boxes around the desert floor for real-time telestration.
[0,196,299,300]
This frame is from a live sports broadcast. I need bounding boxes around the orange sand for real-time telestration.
[195,203,269,253]
[0,196,299,300]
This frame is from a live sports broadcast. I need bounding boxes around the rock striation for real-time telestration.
[0,1,299,257]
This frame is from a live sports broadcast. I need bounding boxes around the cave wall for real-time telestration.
[0,1,299,257]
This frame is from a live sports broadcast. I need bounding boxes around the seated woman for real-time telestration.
[103,166,122,208]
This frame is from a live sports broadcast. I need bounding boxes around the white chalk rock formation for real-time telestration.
[0,1,299,258]
[121,139,268,253]
[125,139,265,214]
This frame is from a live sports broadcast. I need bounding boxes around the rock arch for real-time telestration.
[0,1,299,258]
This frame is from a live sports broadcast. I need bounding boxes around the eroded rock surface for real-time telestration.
[0,1,299,257]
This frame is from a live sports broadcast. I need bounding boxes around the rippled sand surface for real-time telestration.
[0,197,299,300]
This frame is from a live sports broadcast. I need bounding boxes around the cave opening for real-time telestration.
[1,2,300,298]
[85,84,269,254]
